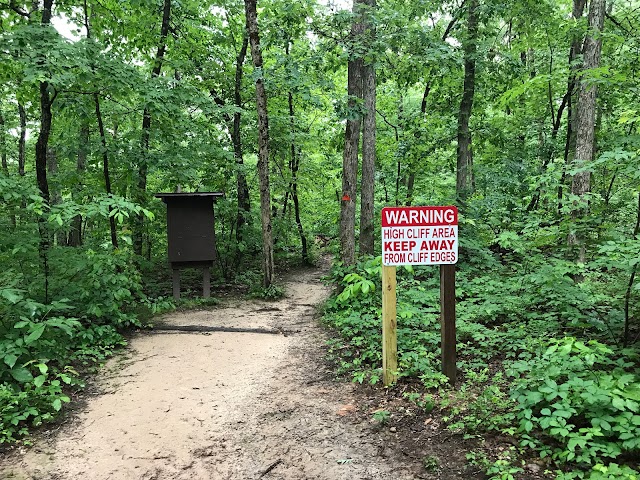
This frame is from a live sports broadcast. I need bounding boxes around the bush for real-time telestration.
[509,337,640,470]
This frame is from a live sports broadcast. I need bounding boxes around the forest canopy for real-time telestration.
[0,0,639,477]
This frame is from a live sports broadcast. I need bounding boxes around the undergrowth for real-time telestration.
[323,254,640,479]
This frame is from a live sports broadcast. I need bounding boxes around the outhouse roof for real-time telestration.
[154,192,224,201]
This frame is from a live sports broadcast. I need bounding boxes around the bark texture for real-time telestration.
[568,0,606,262]
[456,0,478,205]
[558,0,587,212]
[0,109,7,175]
[340,0,365,266]
[245,0,274,288]
[35,0,54,303]
[233,34,251,248]
[359,0,376,257]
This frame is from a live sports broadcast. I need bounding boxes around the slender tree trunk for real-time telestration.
[233,34,251,250]
[568,0,605,263]
[407,15,460,204]
[456,0,478,205]
[558,0,587,214]
[82,1,117,250]
[396,97,404,205]
[95,95,119,250]
[245,0,274,288]
[69,121,88,246]
[0,109,7,175]
[340,0,365,266]
[359,0,376,257]
[18,102,26,177]
[35,0,54,303]
[134,0,171,257]
[288,87,308,263]
[0,108,15,228]
[47,147,66,246]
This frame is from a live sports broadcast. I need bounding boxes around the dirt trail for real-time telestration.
[0,262,424,480]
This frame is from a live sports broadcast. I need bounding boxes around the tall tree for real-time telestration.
[340,0,365,266]
[0,107,7,175]
[17,102,26,177]
[285,41,309,264]
[69,120,88,247]
[133,0,171,257]
[359,0,376,256]
[558,0,587,212]
[456,0,478,204]
[245,0,274,288]
[34,0,54,302]
[232,34,251,252]
[568,0,606,263]
[83,1,118,250]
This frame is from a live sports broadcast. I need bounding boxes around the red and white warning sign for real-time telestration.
[381,206,458,266]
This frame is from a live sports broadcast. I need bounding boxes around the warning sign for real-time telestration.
[381,206,458,266]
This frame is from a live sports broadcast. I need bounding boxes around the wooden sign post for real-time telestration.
[381,206,458,386]
[440,264,456,384]
[382,264,398,386]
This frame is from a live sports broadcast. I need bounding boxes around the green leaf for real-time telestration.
[52,398,62,411]
[10,367,33,383]
[612,397,626,411]
[24,323,46,345]
[33,375,46,388]
[4,354,18,369]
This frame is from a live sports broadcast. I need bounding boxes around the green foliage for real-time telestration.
[509,337,640,468]
[250,284,285,300]
[0,272,127,443]
[324,245,640,477]
[372,409,391,424]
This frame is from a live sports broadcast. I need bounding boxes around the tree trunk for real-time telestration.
[359,0,376,257]
[288,88,308,264]
[408,12,461,204]
[456,0,478,205]
[46,147,66,246]
[35,0,54,303]
[340,0,365,266]
[0,108,7,175]
[1,107,16,228]
[233,34,251,251]
[95,94,119,250]
[245,0,274,288]
[18,102,26,177]
[568,0,605,263]
[558,0,587,214]
[134,0,171,257]
[81,2,118,250]
[69,121,88,246]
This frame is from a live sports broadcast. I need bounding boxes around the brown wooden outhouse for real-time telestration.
[155,192,224,300]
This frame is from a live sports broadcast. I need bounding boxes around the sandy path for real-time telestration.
[0,262,422,480]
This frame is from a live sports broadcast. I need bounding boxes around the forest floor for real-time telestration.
[0,257,482,480]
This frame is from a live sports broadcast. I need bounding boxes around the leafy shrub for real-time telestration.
[49,247,144,327]
[0,283,127,443]
[509,337,640,469]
